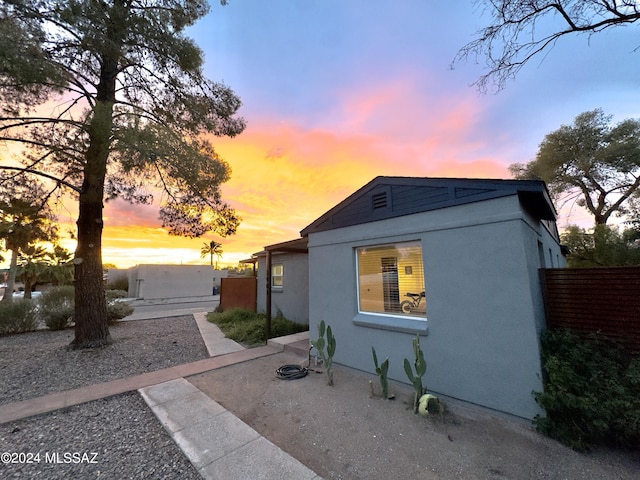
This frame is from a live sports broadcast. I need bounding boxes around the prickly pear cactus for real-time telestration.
[404,334,427,413]
[372,346,390,399]
[311,320,336,386]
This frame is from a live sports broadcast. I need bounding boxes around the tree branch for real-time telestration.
[0,166,80,192]
[455,0,640,92]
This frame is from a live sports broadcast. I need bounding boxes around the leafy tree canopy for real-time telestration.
[0,0,244,237]
[455,1,640,92]
[200,240,223,269]
[561,224,640,267]
[510,109,640,225]
[0,0,244,347]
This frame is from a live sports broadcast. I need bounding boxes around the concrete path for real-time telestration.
[123,296,219,321]
[138,312,318,479]
[193,312,245,357]
[140,378,320,480]
[1,299,321,479]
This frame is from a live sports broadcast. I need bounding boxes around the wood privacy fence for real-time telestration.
[220,277,257,312]
[541,267,640,353]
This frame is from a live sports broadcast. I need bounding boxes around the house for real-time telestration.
[254,238,309,324]
[257,176,565,419]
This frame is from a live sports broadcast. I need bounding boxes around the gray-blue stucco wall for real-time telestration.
[257,252,310,325]
[307,195,564,419]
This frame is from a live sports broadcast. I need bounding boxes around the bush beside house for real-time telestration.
[534,329,640,451]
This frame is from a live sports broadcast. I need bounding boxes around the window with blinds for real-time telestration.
[356,241,426,317]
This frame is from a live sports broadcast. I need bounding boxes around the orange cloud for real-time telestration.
[52,76,514,269]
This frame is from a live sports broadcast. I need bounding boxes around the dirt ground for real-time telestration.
[188,351,639,480]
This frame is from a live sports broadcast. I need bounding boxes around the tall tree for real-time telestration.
[0,173,58,302]
[200,240,223,269]
[0,1,245,348]
[510,109,640,225]
[454,1,640,92]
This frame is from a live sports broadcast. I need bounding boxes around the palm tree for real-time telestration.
[17,245,50,299]
[200,241,223,270]
[45,245,74,286]
[0,175,58,302]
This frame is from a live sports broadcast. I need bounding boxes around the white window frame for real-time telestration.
[271,264,284,290]
[353,240,428,335]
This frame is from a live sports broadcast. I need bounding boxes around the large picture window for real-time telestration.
[356,241,426,317]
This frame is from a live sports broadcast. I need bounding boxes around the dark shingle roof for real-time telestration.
[300,176,556,236]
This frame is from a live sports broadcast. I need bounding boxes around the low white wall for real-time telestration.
[127,265,227,300]
[106,269,129,287]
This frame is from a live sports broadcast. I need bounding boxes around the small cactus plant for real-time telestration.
[418,393,442,417]
[311,320,336,386]
[372,346,393,399]
[404,334,427,413]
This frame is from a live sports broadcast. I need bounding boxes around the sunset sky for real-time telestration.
[25,1,640,268]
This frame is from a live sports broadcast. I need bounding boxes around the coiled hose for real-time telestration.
[275,347,318,380]
[275,364,309,380]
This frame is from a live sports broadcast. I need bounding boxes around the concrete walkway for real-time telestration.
[193,312,245,357]
[1,300,320,479]
[139,312,319,479]
[140,311,318,478]
[140,378,319,480]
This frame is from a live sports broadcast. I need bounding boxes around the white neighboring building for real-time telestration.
[116,265,227,301]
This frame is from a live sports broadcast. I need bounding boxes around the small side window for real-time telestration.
[271,264,284,289]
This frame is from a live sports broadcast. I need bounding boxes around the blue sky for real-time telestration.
[195,0,638,144]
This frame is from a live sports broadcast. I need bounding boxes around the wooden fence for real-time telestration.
[220,277,257,312]
[541,267,640,353]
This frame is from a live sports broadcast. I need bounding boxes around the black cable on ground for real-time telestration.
[275,364,309,380]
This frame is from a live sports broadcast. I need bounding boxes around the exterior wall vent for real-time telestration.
[372,192,388,210]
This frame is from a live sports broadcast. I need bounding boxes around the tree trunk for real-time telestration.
[70,1,128,349]
[70,100,112,349]
[1,248,17,303]
[23,274,33,300]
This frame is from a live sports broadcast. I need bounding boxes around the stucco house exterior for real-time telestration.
[257,176,565,419]
[254,238,309,325]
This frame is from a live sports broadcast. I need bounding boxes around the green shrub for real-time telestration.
[208,308,257,326]
[39,286,75,330]
[105,289,128,300]
[534,329,640,451]
[105,289,134,323]
[106,300,134,325]
[39,286,134,328]
[207,308,307,346]
[269,313,308,338]
[0,300,39,334]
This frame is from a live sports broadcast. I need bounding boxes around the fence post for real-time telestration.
[265,249,272,342]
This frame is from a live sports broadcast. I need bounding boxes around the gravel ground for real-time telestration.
[0,316,208,404]
[0,316,208,479]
